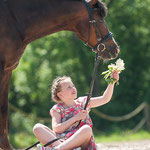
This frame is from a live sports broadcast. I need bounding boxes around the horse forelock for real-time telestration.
[71,0,108,18]
[94,0,108,18]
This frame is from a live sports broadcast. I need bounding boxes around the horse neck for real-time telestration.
[9,0,87,44]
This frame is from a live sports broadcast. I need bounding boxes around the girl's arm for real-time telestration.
[90,83,115,108]
[90,71,119,108]
[51,110,87,133]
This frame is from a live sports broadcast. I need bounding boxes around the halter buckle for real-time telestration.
[89,20,96,23]
[97,38,101,41]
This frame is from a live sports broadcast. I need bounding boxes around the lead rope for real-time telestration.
[76,50,101,128]
[25,51,101,150]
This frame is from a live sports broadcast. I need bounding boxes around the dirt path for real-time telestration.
[97,140,150,150]
[24,140,150,150]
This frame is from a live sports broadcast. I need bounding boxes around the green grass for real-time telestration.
[94,130,150,143]
[9,132,37,149]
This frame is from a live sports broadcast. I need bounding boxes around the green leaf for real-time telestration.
[116,81,119,86]
[104,72,111,80]
[101,70,110,75]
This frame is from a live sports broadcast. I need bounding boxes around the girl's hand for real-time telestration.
[75,110,88,121]
[111,70,119,83]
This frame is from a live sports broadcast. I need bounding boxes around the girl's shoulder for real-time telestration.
[75,96,88,107]
[76,96,87,102]
[49,103,63,116]
[76,96,91,111]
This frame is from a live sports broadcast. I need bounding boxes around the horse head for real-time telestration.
[75,0,120,60]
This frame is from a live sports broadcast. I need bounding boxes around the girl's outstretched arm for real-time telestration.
[90,71,119,108]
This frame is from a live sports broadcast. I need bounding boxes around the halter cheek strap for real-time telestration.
[83,0,113,53]
[92,32,113,52]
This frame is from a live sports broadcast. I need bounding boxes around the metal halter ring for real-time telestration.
[97,43,106,52]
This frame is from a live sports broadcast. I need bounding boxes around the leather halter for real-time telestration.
[83,0,113,53]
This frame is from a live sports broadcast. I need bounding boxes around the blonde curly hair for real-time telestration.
[51,76,71,103]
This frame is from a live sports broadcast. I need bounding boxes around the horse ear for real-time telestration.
[89,0,97,6]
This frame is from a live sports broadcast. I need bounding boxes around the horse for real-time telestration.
[0,0,119,149]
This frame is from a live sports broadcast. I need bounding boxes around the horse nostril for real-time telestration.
[116,48,120,53]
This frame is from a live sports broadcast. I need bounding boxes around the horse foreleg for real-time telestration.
[0,68,13,150]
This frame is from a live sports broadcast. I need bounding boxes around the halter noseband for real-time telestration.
[83,0,113,53]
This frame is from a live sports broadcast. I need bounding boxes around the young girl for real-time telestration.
[33,71,119,150]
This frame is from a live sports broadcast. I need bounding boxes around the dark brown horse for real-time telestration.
[0,0,119,149]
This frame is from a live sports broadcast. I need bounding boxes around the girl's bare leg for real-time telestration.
[56,125,92,150]
[33,123,61,147]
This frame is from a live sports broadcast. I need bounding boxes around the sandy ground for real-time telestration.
[27,140,150,150]
[97,140,150,150]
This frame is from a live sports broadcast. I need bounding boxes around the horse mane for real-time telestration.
[93,0,108,18]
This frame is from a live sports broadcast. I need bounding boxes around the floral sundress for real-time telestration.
[50,96,97,150]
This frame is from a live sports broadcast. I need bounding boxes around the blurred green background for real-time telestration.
[8,0,150,148]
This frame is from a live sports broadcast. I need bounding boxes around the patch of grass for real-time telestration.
[94,130,150,143]
[9,132,37,149]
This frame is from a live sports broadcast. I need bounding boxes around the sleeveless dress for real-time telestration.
[50,96,97,150]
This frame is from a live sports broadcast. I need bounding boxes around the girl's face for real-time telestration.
[57,79,77,101]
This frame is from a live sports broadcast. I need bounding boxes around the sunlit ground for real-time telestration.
[9,130,150,149]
